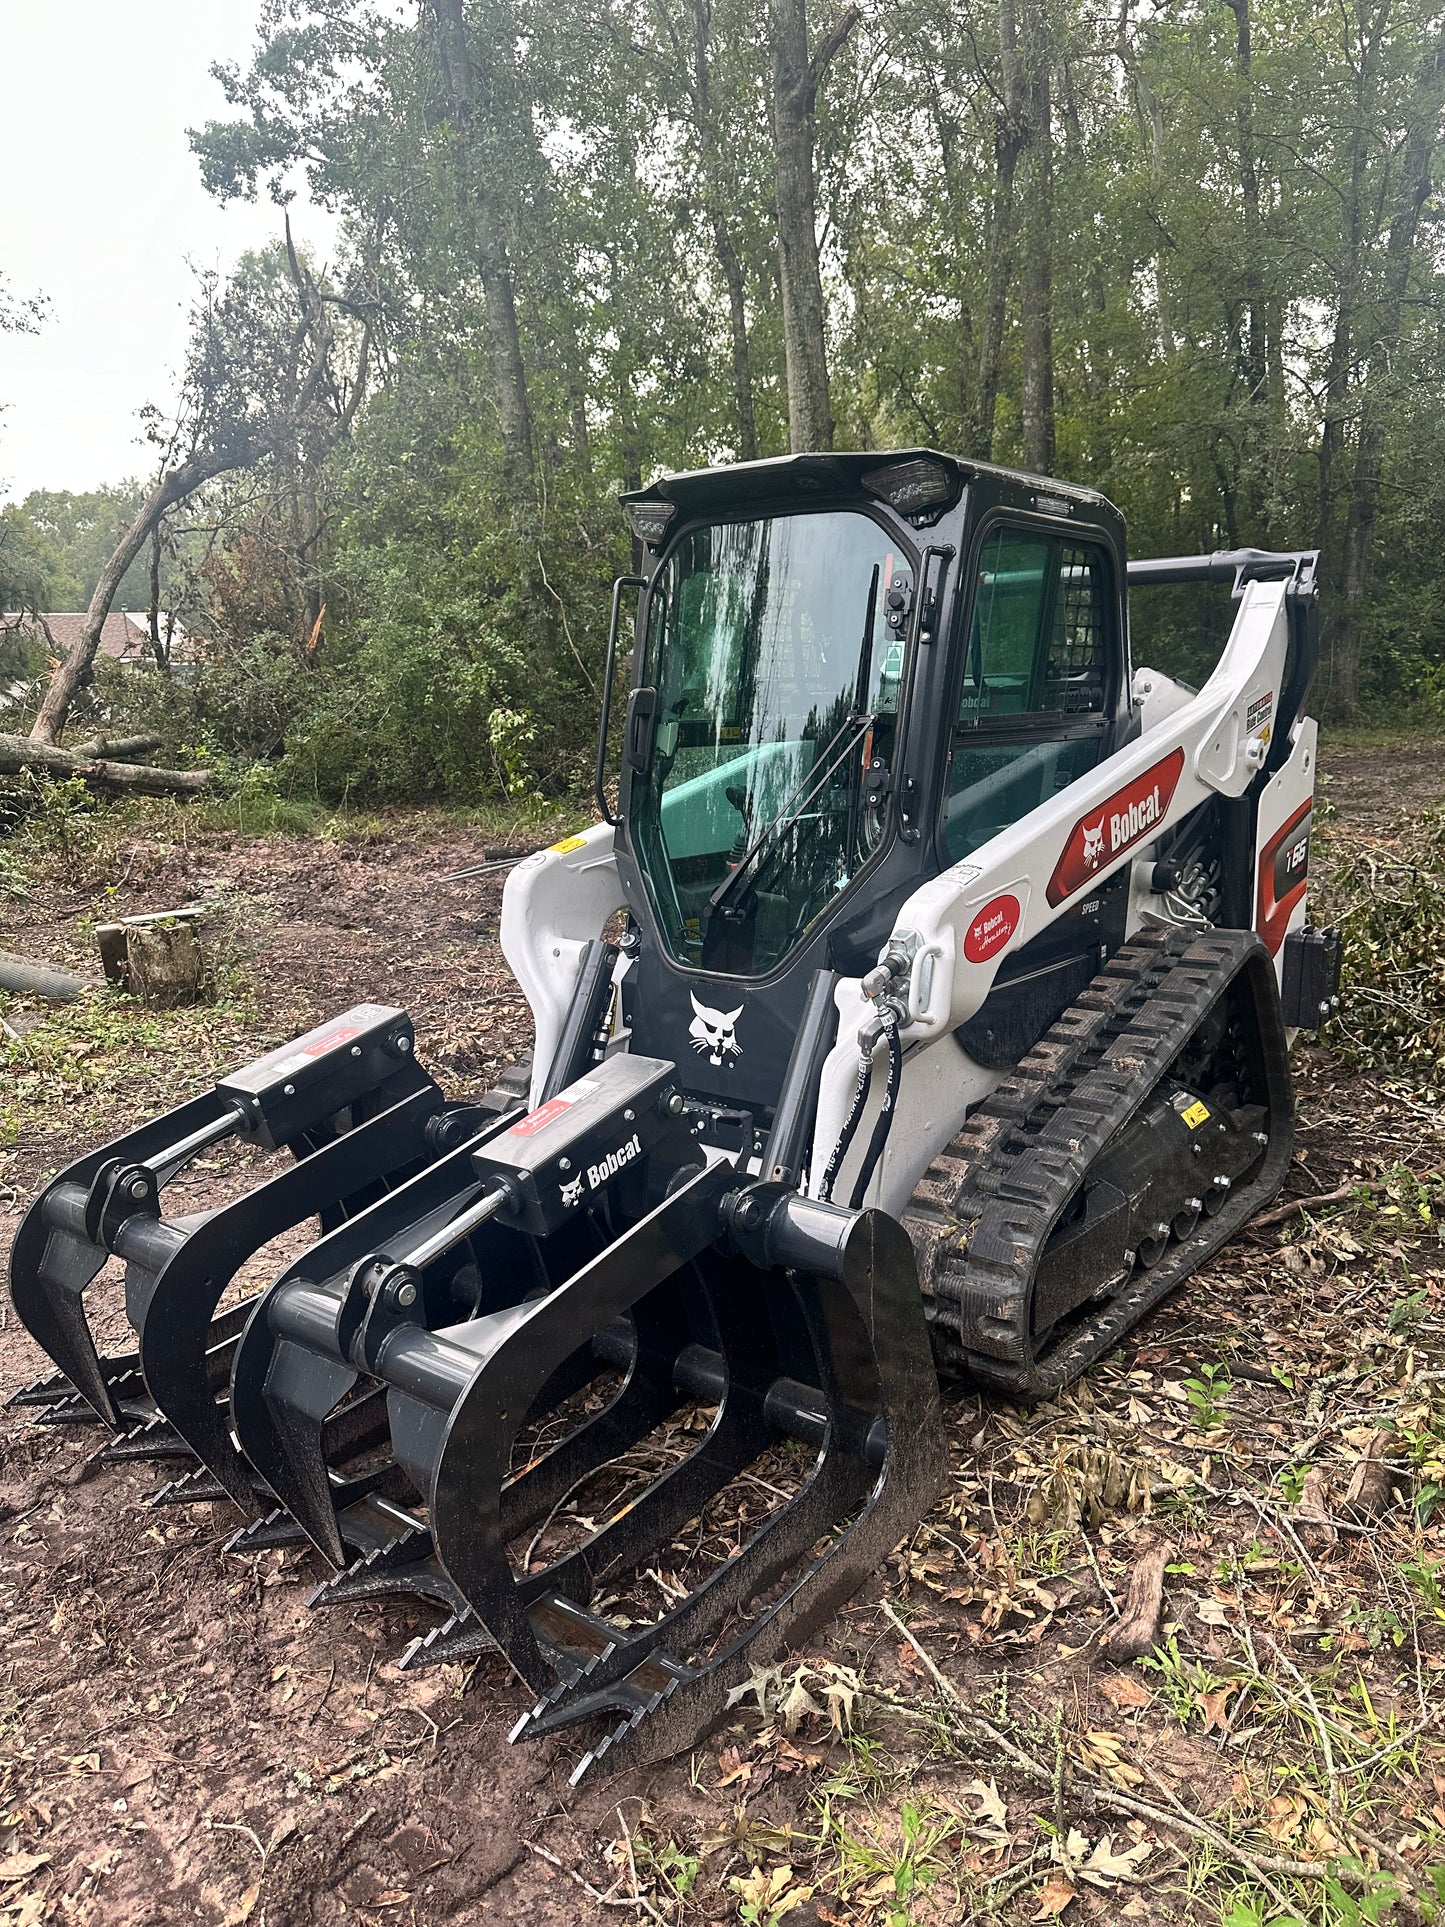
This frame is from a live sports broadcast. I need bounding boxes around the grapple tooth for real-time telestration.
[396,1610,498,1670]
[101,1412,192,1463]
[149,1466,251,1507]
[7,1364,81,1408]
[225,1506,309,1555]
[31,1394,112,1429]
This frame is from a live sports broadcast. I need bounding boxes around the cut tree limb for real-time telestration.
[0,733,210,795]
[1101,1539,1173,1662]
[69,733,163,760]
[1343,1429,1399,1519]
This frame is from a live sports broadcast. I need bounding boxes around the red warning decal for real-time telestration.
[1046,748,1185,907]
[963,893,1021,964]
[508,1095,574,1138]
[1256,799,1311,956]
[301,1023,364,1057]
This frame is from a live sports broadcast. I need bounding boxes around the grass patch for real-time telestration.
[0,986,275,1148]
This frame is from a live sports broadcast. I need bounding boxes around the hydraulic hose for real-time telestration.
[848,1003,903,1210]
[819,1040,875,1204]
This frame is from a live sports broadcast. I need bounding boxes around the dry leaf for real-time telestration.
[715,1746,752,1789]
[1098,1674,1151,1711]
[1079,1835,1153,1887]
[729,1865,813,1919]
[1197,1686,1238,1733]
[1033,1875,1078,1918]
[962,1778,1009,1830]
[779,1676,824,1734]
[224,1880,261,1926]
[0,1854,50,1883]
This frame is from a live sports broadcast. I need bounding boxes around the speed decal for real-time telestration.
[1046,748,1186,907]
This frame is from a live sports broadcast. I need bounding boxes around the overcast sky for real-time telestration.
[0,2,334,503]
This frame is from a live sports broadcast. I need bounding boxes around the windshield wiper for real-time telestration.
[707,566,883,923]
[705,709,876,921]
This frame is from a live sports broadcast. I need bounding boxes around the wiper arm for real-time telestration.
[707,567,884,923]
[706,706,875,920]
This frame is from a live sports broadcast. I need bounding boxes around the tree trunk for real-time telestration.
[1225,0,1268,533]
[1317,4,1390,575]
[429,0,535,507]
[0,732,210,793]
[1018,0,1055,475]
[692,0,759,461]
[1332,36,1445,713]
[769,0,857,452]
[977,0,1025,460]
[29,448,251,746]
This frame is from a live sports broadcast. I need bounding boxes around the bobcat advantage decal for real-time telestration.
[1046,747,1186,906]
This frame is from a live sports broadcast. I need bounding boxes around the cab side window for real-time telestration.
[944,526,1116,865]
[959,529,1110,724]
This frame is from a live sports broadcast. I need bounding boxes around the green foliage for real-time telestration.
[1184,1362,1233,1430]
[17,485,148,607]
[12,0,1445,795]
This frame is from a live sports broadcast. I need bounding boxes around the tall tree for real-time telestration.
[1017,0,1054,474]
[768,0,858,451]
[427,0,536,508]
[1331,31,1445,712]
[30,252,371,746]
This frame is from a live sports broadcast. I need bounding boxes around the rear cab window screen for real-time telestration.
[945,528,1114,864]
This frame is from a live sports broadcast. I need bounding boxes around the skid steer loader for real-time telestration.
[10,451,1339,1782]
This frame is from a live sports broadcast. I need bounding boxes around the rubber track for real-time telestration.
[902,926,1293,1398]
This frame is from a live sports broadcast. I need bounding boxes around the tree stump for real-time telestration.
[125,921,203,1007]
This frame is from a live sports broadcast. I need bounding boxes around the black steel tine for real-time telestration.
[398,1611,498,1670]
[101,1413,194,1463]
[136,1086,447,1519]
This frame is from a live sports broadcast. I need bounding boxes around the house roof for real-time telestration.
[8,612,177,662]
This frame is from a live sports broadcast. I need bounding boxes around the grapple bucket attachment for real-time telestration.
[6,1005,498,1515]
[225,1049,948,1781]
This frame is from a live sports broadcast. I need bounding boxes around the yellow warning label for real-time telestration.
[549,834,588,855]
[1180,1099,1211,1129]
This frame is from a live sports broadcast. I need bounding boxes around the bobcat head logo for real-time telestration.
[1081,820,1105,867]
[689,992,743,1068]
[560,1173,584,1210]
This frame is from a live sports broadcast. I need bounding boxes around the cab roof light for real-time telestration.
[623,499,678,546]
[860,458,958,524]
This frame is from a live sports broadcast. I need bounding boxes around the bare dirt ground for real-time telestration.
[1,746,1443,1927]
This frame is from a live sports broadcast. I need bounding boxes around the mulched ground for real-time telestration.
[1,747,1443,1927]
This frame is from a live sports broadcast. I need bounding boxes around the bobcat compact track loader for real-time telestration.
[10,451,1339,1782]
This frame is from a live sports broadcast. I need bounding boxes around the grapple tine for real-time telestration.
[429,1190,944,1766]
[101,1413,193,1463]
[222,1084,588,1574]
[7,1007,443,1485]
[136,1081,447,1517]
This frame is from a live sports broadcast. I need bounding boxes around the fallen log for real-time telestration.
[69,732,163,760]
[0,732,209,795]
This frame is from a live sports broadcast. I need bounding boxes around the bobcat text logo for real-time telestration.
[689,993,743,1067]
[559,1172,584,1209]
[1081,821,1105,866]
[586,1133,642,1190]
[1107,785,1163,851]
